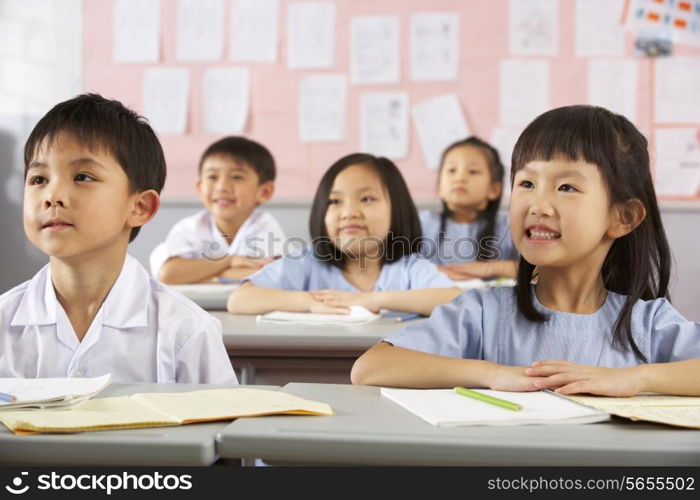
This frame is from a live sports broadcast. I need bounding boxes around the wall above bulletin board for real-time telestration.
[82,0,700,201]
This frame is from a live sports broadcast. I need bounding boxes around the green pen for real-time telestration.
[454,386,521,411]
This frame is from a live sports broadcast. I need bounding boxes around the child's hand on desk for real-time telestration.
[311,290,381,314]
[525,360,643,397]
[439,262,496,280]
[229,255,273,270]
[487,365,543,392]
[308,295,351,315]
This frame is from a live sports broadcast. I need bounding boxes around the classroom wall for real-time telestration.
[0,0,699,322]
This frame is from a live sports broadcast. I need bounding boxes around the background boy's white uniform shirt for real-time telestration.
[149,208,286,277]
[0,255,238,384]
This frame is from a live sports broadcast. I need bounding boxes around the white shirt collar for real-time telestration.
[11,254,150,329]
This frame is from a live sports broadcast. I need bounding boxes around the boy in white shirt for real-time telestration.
[0,93,237,384]
[151,136,286,284]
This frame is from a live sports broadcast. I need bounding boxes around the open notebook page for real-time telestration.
[0,375,111,409]
[381,388,609,426]
[256,305,380,325]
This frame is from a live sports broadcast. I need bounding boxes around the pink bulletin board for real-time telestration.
[82,0,700,201]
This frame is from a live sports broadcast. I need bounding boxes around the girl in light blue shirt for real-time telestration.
[352,105,700,397]
[420,137,518,280]
[227,153,461,316]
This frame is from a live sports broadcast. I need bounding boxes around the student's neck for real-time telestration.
[342,256,382,292]
[447,204,482,223]
[214,213,249,244]
[535,267,607,314]
[50,244,128,341]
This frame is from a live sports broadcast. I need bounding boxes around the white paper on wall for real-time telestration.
[499,59,550,126]
[113,0,160,63]
[655,57,700,124]
[410,12,459,82]
[299,74,347,142]
[654,128,700,196]
[143,67,189,134]
[230,0,278,62]
[509,0,558,56]
[288,2,336,69]
[575,0,625,57]
[588,59,638,123]
[412,93,470,170]
[202,67,250,133]
[490,126,523,198]
[175,0,224,62]
[360,92,409,159]
[350,16,400,84]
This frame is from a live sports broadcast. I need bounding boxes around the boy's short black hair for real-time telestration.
[198,136,276,184]
[24,93,166,242]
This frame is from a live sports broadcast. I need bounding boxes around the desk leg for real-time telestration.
[239,362,256,385]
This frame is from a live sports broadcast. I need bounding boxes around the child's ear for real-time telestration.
[607,199,646,238]
[256,181,275,204]
[127,190,160,230]
[487,181,502,201]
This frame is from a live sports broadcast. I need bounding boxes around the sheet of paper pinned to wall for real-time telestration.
[412,93,470,170]
[575,0,625,57]
[499,59,550,126]
[143,67,190,134]
[360,92,409,159]
[654,128,700,196]
[202,67,250,134]
[230,0,278,63]
[490,126,522,198]
[588,59,638,123]
[176,0,224,62]
[299,74,347,142]
[655,57,700,124]
[410,13,459,82]
[287,2,336,69]
[350,16,400,84]
[509,0,558,56]
[113,0,160,63]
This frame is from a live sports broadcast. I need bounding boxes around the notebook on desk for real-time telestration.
[256,305,380,325]
[0,375,111,410]
[0,387,333,435]
[380,388,609,426]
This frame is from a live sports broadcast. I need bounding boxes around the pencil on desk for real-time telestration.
[454,386,521,411]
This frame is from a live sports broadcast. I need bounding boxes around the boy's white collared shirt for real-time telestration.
[0,254,238,384]
[149,208,286,276]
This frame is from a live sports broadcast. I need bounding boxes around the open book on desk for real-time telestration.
[257,305,380,326]
[380,388,609,426]
[568,394,700,429]
[0,375,111,410]
[0,387,333,435]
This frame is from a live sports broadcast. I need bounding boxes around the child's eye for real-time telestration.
[74,173,95,182]
[360,196,375,203]
[328,198,340,205]
[518,180,533,189]
[468,169,481,175]
[207,175,218,181]
[28,175,46,185]
[558,184,578,193]
[232,175,245,181]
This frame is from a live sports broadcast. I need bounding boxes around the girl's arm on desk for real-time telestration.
[312,287,462,317]
[527,358,700,397]
[351,342,543,390]
[227,282,351,315]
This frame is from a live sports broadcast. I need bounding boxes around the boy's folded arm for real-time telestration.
[158,256,231,284]
[374,288,462,316]
[226,282,315,314]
